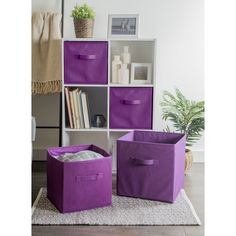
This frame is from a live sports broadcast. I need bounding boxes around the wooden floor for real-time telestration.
[32,163,204,236]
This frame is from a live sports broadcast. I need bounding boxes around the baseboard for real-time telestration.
[192,150,204,163]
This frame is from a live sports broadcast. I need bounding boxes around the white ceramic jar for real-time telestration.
[118,64,129,84]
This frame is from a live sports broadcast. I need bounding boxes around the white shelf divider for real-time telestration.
[64,127,108,132]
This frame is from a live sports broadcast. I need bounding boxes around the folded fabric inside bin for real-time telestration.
[56,150,104,162]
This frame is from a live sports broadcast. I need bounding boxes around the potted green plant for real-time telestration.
[71,3,96,38]
[160,88,205,174]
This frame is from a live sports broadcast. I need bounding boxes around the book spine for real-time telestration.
[85,93,91,128]
[77,90,85,128]
[64,87,73,129]
[69,89,76,129]
[81,92,90,129]
[72,88,80,129]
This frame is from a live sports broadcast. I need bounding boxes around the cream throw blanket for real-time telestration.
[32,12,62,94]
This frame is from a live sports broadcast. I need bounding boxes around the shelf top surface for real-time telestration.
[63,38,156,42]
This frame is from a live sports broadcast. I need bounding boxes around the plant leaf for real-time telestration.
[160,88,204,146]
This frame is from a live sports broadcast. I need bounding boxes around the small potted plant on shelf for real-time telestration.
[160,88,205,174]
[71,3,96,38]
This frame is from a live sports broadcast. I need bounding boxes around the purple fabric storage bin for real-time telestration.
[64,41,108,84]
[47,144,112,213]
[117,131,186,203]
[110,88,153,129]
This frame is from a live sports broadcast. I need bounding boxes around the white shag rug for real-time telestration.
[32,188,201,225]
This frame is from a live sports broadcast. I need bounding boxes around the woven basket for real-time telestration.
[73,19,94,38]
[185,149,193,175]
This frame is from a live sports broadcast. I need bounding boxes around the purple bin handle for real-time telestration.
[130,157,159,166]
[76,173,103,181]
[121,99,142,105]
[77,54,96,60]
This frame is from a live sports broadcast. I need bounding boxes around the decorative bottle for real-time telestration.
[121,46,131,78]
[121,46,131,64]
[118,64,129,84]
[112,55,122,84]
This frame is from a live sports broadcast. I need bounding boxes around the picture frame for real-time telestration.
[130,63,152,84]
[108,14,139,38]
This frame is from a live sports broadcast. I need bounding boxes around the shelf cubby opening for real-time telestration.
[110,40,156,85]
[64,86,108,130]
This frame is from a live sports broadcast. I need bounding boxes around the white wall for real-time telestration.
[64,0,205,161]
[32,0,61,13]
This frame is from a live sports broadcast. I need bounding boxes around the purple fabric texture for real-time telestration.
[64,41,108,84]
[117,131,186,203]
[47,144,112,213]
[109,88,153,129]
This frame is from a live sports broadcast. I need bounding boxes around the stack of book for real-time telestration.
[64,87,90,129]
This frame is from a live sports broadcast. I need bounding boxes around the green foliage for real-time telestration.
[160,88,204,147]
[71,3,95,20]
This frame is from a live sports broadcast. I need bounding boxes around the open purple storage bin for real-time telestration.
[117,131,186,203]
[47,144,112,213]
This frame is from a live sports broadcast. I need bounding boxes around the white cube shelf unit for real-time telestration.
[62,38,157,170]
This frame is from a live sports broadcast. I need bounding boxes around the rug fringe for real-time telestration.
[32,80,62,95]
